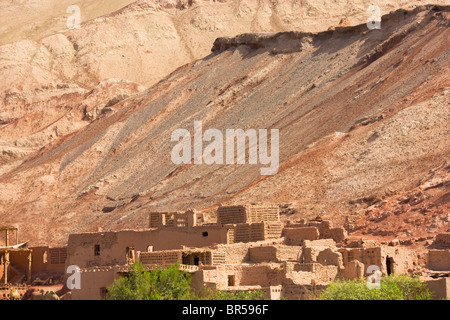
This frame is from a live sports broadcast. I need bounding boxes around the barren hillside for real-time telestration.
[1,0,448,167]
[0,4,448,246]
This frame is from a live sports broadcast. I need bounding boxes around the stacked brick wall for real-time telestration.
[139,251,182,266]
[246,206,279,223]
[217,206,247,225]
[49,247,67,265]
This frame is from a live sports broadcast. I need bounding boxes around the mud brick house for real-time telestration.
[65,205,428,300]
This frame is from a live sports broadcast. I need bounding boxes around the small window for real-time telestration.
[228,275,235,287]
[94,244,100,256]
[202,231,208,237]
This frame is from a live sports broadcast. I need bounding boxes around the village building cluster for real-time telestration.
[1,205,449,300]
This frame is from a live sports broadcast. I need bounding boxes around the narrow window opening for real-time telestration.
[228,275,235,287]
[94,244,100,256]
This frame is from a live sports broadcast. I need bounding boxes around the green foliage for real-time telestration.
[106,262,194,300]
[196,287,266,300]
[106,262,266,300]
[319,274,434,300]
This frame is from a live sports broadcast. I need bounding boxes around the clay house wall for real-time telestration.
[8,251,30,276]
[213,242,251,264]
[8,246,66,276]
[433,233,450,248]
[213,239,285,264]
[380,247,417,275]
[282,282,326,300]
[287,220,347,243]
[217,205,280,226]
[287,263,339,285]
[138,248,226,267]
[424,277,450,300]
[339,260,365,280]
[0,284,29,300]
[427,250,450,271]
[299,239,337,264]
[70,266,123,300]
[283,227,320,245]
[338,246,418,277]
[277,245,303,262]
[248,245,302,263]
[316,248,344,269]
[148,210,203,228]
[227,221,283,244]
[248,246,277,263]
[194,264,285,291]
[66,226,229,268]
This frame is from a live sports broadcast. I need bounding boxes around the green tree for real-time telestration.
[106,262,193,300]
[197,287,265,300]
[106,262,266,300]
[319,274,434,300]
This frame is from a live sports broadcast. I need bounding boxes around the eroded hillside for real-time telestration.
[0,5,448,246]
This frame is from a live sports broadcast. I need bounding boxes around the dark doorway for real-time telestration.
[94,244,100,256]
[228,275,235,287]
[194,256,199,266]
[386,257,394,275]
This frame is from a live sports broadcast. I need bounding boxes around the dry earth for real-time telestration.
[0,2,448,246]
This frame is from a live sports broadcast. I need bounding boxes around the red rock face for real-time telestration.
[0,3,448,246]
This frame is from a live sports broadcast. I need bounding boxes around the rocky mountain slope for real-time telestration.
[0,3,448,245]
[1,0,447,168]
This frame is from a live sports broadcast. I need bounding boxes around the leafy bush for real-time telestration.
[319,274,434,300]
[197,287,266,300]
[106,262,193,300]
[106,262,266,300]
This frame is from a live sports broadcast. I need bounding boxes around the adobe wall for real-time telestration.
[433,233,450,248]
[9,251,30,274]
[149,210,202,228]
[71,266,121,300]
[213,243,250,264]
[0,285,29,300]
[66,227,229,268]
[139,250,183,266]
[339,260,365,280]
[9,247,66,275]
[207,264,285,290]
[248,245,302,263]
[286,264,339,285]
[282,283,326,300]
[338,246,418,276]
[288,220,347,243]
[248,246,277,263]
[380,247,418,274]
[213,239,285,264]
[217,205,280,226]
[217,206,247,225]
[283,227,319,245]
[424,277,450,300]
[316,249,344,269]
[276,245,303,262]
[246,206,280,223]
[427,250,450,271]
